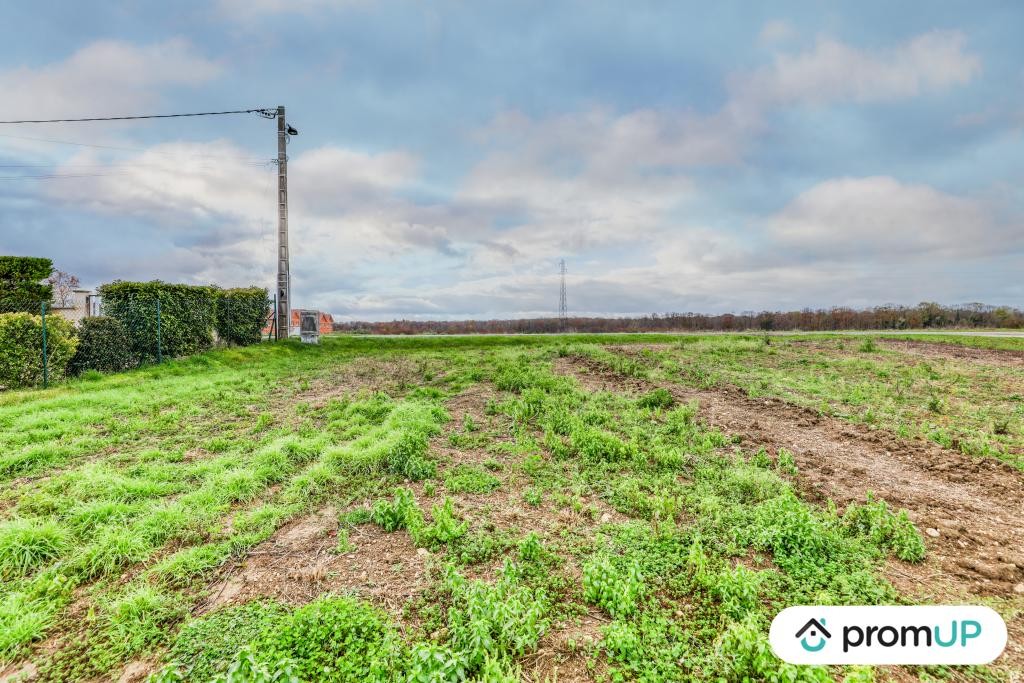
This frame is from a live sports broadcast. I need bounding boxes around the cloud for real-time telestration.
[732,30,981,109]
[217,0,366,17]
[0,39,222,122]
[759,20,796,46]
[769,176,1017,259]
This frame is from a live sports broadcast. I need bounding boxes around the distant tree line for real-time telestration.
[333,302,1023,335]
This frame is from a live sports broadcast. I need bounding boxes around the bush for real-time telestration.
[0,312,77,389]
[0,256,52,307]
[216,288,270,346]
[69,316,134,375]
[98,281,217,362]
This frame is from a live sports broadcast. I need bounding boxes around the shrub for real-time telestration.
[0,312,77,388]
[69,316,134,374]
[0,256,52,306]
[216,287,270,346]
[98,281,217,362]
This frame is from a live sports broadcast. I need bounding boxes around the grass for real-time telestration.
[0,333,1017,681]
[613,335,1024,468]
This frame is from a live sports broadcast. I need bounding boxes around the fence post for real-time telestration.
[156,299,163,364]
[41,302,48,388]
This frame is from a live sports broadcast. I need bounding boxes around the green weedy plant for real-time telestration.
[776,447,798,476]
[0,312,77,388]
[841,494,926,563]
[637,387,675,410]
[102,584,187,657]
[582,555,644,619]
[444,464,501,494]
[714,617,830,682]
[418,498,468,548]
[709,564,761,620]
[404,643,467,683]
[69,316,135,374]
[371,487,423,533]
[256,597,402,682]
[858,338,878,353]
[0,518,68,579]
[444,562,550,671]
[161,601,290,681]
[216,287,271,347]
[571,426,634,463]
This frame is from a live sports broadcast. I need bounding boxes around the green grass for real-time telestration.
[0,333,1016,681]
[598,335,1024,468]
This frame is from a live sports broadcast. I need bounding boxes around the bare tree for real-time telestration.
[48,270,80,308]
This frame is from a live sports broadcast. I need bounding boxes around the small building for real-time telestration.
[262,309,334,337]
[50,289,100,323]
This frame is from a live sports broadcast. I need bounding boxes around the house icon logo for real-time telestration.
[795,618,831,652]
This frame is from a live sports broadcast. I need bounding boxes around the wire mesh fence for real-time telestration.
[0,292,272,390]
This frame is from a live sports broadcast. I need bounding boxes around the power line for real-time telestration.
[0,108,277,125]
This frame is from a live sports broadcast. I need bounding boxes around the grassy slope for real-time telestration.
[0,335,1015,681]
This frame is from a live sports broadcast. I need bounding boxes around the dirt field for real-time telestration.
[0,334,1020,682]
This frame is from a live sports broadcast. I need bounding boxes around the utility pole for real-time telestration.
[558,259,568,332]
[275,106,291,340]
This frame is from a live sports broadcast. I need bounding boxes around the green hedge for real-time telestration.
[98,281,217,362]
[0,312,77,389]
[70,316,134,375]
[0,256,53,309]
[216,288,270,346]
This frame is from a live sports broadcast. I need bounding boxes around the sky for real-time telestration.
[0,1,1021,321]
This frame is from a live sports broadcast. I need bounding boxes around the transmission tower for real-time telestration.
[558,259,568,332]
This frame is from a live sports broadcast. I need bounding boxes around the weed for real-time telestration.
[637,388,675,410]
[102,584,186,657]
[444,464,501,494]
[842,494,926,563]
[859,338,878,353]
[583,554,644,619]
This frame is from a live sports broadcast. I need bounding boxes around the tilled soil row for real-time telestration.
[554,355,1024,600]
[877,338,1024,368]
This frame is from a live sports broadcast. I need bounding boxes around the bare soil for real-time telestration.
[878,339,1024,368]
[199,507,432,620]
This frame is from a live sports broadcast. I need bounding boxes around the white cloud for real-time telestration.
[0,39,222,122]
[217,0,366,17]
[732,30,980,109]
[769,176,1016,259]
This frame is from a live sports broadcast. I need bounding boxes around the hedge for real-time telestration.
[0,312,77,389]
[216,288,271,346]
[98,281,217,362]
[0,256,53,310]
[69,316,134,375]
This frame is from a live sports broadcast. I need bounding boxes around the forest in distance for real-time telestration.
[333,302,1024,335]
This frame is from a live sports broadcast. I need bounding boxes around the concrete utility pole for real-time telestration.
[275,106,291,340]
